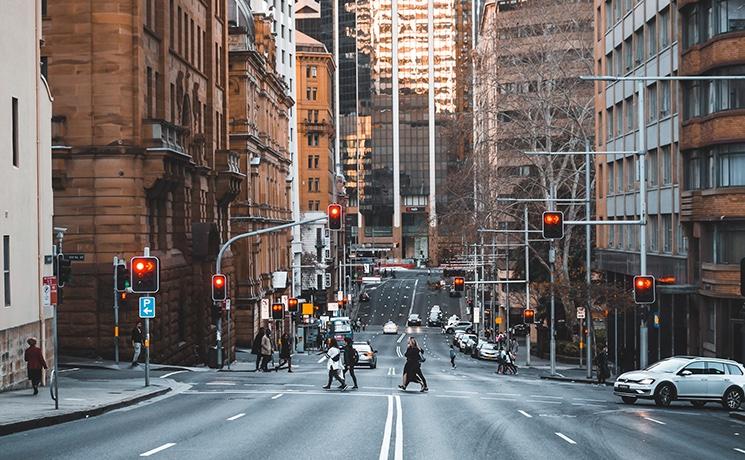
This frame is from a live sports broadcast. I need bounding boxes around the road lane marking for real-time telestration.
[318,356,327,364]
[518,410,532,418]
[573,398,605,402]
[140,443,176,457]
[387,367,396,375]
[206,382,236,386]
[434,395,469,399]
[397,333,406,343]
[734,448,745,454]
[160,370,188,379]
[379,396,394,460]
[272,393,284,400]
[530,395,563,399]
[644,417,666,425]
[555,433,577,445]
[480,397,516,401]
[226,413,245,421]
[284,383,314,387]
[396,347,403,358]
[408,279,418,316]
[395,395,403,460]
[446,390,478,394]
[487,392,521,396]
[526,400,562,404]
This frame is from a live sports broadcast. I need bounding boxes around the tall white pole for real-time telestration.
[637,80,648,369]
[428,0,437,243]
[392,0,401,232]
[585,141,592,378]
[333,0,341,178]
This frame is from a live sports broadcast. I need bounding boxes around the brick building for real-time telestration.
[227,3,294,346]
[43,0,240,364]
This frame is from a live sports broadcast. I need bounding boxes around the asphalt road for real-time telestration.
[3,270,745,459]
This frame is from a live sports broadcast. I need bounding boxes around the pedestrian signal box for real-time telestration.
[454,277,465,292]
[633,275,656,304]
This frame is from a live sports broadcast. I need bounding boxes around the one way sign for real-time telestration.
[139,296,156,318]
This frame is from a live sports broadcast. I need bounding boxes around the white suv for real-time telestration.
[614,356,745,410]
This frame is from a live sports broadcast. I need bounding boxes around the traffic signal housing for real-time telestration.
[118,291,129,308]
[212,274,227,301]
[130,256,160,293]
[633,275,656,304]
[115,263,130,292]
[523,309,535,323]
[271,303,284,320]
[328,203,342,230]
[454,277,465,292]
[57,254,72,287]
[288,297,299,313]
[542,211,564,239]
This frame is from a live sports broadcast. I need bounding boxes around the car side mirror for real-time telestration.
[679,370,692,377]
[373,350,378,354]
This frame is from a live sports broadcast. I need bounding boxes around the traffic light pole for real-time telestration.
[637,80,649,370]
[524,206,531,367]
[113,256,120,366]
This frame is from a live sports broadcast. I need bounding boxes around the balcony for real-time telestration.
[700,263,742,298]
[216,150,244,205]
[143,119,188,157]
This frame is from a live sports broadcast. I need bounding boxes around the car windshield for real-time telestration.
[483,344,497,350]
[645,358,691,373]
[331,321,351,333]
[410,315,419,319]
[354,344,372,352]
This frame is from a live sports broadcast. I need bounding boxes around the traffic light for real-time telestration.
[211,274,227,301]
[118,291,128,308]
[523,309,535,323]
[288,297,299,313]
[272,303,284,320]
[115,263,130,292]
[542,211,564,240]
[633,275,656,304]
[327,203,342,230]
[130,256,160,293]
[57,254,72,287]
[454,277,465,292]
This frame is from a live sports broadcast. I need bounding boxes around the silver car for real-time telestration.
[614,356,745,409]
[352,342,377,369]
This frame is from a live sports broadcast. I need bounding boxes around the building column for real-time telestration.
[392,0,401,255]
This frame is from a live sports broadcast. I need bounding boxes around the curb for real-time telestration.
[0,386,171,437]
[730,411,745,423]
[61,362,198,373]
[540,375,615,386]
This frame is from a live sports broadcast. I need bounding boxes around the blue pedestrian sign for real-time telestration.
[139,296,156,318]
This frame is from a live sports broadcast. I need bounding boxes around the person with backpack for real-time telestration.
[322,338,347,390]
[342,337,359,389]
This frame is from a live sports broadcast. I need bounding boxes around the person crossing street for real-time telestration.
[322,338,347,390]
[343,337,359,389]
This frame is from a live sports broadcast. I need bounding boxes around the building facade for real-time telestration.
[228,1,295,346]
[43,0,238,364]
[678,0,745,362]
[0,0,54,390]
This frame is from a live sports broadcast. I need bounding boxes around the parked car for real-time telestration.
[352,342,377,368]
[614,356,745,409]
[476,342,500,360]
[407,314,422,326]
[458,334,478,353]
[452,330,467,347]
[430,305,441,313]
[383,321,399,335]
[445,321,473,334]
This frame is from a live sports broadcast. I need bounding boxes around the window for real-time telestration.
[677,215,688,255]
[683,361,707,375]
[707,361,726,375]
[170,83,175,122]
[618,225,624,249]
[608,162,615,193]
[606,52,614,76]
[626,156,635,190]
[146,67,153,118]
[605,0,613,28]
[647,84,657,122]
[660,81,671,117]
[311,65,317,77]
[720,151,745,186]
[3,236,9,306]
[615,103,623,136]
[42,0,47,16]
[624,38,632,71]
[715,223,745,264]
[169,0,174,39]
[607,108,614,139]
[634,30,644,64]
[616,159,624,192]
[12,97,19,167]
[312,88,317,100]
[609,222,615,247]
[648,150,658,186]
[660,8,670,47]
[177,7,182,52]
[728,364,744,375]
[683,0,745,49]
[662,214,672,253]
[662,146,672,184]
[648,19,657,55]
[625,97,634,131]
[649,215,658,251]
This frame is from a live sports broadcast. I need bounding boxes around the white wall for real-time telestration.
[0,0,54,330]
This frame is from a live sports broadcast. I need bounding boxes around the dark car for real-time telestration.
[407,314,422,326]
[359,291,370,302]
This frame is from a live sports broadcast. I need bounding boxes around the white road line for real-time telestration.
[64,398,85,401]
[487,392,521,396]
[734,448,745,454]
[379,395,394,460]
[206,382,236,386]
[573,398,605,402]
[318,356,327,364]
[518,410,533,418]
[284,383,314,387]
[226,413,245,421]
[59,367,80,373]
[394,395,403,460]
[272,393,284,400]
[434,394,470,399]
[526,400,562,404]
[555,433,577,445]
[140,443,176,457]
[644,416,666,425]
[160,370,188,379]
[396,347,403,358]
[397,333,406,343]
[480,397,516,401]
[446,390,478,394]
[408,280,418,316]
[530,395,563,399]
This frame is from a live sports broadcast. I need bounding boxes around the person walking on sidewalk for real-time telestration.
[449,344,457,369]
[342,337,359,389]
[251,327,265,371]
[130,322,143,367]
[595,346,610,384]
[260,328,273,371]
[322,338,347,390]
[278,332,293,372]
[24,337,47,395]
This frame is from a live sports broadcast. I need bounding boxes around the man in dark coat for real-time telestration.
[25,337,47,395]
[252,327,265,371]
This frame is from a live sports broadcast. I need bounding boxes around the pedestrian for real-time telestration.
[24,337,47,395]
[362,322,366,332]
[449,344,456,369]
[260,328,273,371]
[399,337,428,392]
[496,346,507,374]
[595,346,610,384]
[343,337,359,389]
[130,321,143,367]
[315,329,323,351]
[252,327,265,371]
[322,338,347,390]
[278,332,293,373]
[510,336,519,355]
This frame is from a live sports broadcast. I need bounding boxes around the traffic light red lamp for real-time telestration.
[212,274,227,301]
[272,303,284,320]
[288,298,299,313]
[633,275,656,304]
[328,203,342,230]
[454,277,465,292]
[542,211,564,239]
[130,256,160,293]
[523,309,535,323]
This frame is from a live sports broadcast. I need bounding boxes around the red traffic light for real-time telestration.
[542,211,564,239]
[327,203,342,230]
[130,256,160,293]
[272,303,284,320]
[454,277,465,292]
[212,274,227,301]
[633,275,656,304]
[288,298,299,312]
[523,309,535,322]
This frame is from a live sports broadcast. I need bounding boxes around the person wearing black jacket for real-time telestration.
[343,337,358,389]
[251,327,265,371]
[130,322,143,368]
[278,332,293,372]
[399,337,428,392]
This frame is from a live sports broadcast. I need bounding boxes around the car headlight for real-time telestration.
[638,378,655,385]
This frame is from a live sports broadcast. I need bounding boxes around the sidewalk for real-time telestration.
[60,355,207,373]
[523,355,616,386]
[0,375,176,436]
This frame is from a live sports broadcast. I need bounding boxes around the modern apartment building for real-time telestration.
[0,0,54,390]
[594,0,688,364]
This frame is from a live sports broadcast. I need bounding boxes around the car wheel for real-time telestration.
[691,401,706,408]
[446,328,453,334]
[371,363,377,369]
[621,396,637,405]
[654,383,675,407]
[722,387,743,410]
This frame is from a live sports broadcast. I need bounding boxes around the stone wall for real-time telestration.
[0,319,53,392]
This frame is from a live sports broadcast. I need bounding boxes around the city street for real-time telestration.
[2,271,744,459]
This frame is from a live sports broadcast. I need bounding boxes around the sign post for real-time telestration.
[226,299,231,370]
[139,296,155,386]
[43,275,59,409]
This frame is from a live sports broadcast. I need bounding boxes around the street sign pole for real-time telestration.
[145,318,150,387]
[113,256,120,366]
[226,299,231,370]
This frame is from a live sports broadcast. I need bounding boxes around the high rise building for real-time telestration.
[0,0,54,390]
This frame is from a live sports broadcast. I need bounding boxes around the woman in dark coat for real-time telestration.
[399,337,428,392]
[252,327,265,371]
[278,332,293,372]
[25,337,47,395]
[595,346,610,384]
